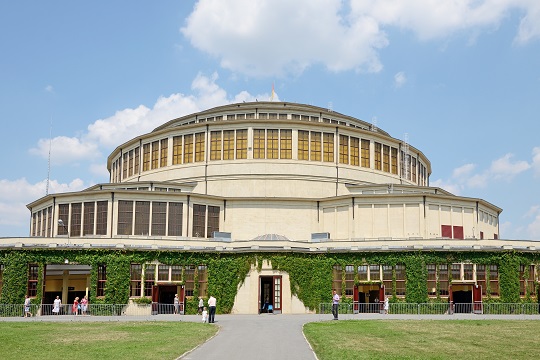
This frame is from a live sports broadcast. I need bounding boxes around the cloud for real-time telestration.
[526,206,540,239]
[181,1,540,77]
[0,178,86,227]
[433,152,532,193]
[393,71,407,88]
[29,73,272,165]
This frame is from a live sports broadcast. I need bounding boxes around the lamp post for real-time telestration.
[58,219,69,245]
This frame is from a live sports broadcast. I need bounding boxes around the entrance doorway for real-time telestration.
[449,283,481,313]
[354,284,384,313]
[152,284,184,314]
[43,264,91,315]
[259,276,282,314]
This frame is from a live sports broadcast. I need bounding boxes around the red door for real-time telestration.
[473,284,482,314]
[378,285,385,313]
[273,276,282,313]
[151,285,159,315]
[178,285,185,314]
[448,285,454,314]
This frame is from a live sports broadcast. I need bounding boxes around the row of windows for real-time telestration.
[32,206,53,237]
[441,225,498,240]
[26,264,106,297]
[117,201,219,238]
[57,202,108,237]
[333,263,538,298]
[111,128,427,185]
[130,264,208,298]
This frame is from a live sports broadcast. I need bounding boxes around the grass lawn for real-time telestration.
[0,321,217,360]
[304,320,540,360]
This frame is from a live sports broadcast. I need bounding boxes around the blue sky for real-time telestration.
[1,1,539,239]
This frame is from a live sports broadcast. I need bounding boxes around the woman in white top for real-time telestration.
[53,296,62,315]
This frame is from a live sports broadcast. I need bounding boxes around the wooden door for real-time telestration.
[378,285,385,313]
[353,285,359,314]
[273,276,282,313]
[473,284,482,314]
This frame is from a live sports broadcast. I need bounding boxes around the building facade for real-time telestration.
[1,102,538,315]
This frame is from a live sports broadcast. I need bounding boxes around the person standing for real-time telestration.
[332,290,340,320]
[80,295,89,315]
[174,294,180,314]
[208,295,216,323]
[198,296,204,315]
[201,306,208,323]
[24,295,32,317]
[72,297,79,316]
[383,296,389,314]
[53,296,62,315]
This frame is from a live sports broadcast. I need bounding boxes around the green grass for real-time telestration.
[0,322,217,360]
[304,320,540,360]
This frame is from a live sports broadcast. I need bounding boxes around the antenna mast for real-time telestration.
[46,120,52,195]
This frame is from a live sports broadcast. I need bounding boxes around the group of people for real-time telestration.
[24,294,89,317]
[198,295,216,323]
[331,290,390,320]
[71,295,89,315]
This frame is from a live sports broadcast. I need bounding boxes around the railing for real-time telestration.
[0,303,185,317]
[319,302,540,315]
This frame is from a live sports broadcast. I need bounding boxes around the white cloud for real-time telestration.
[393,71,407,88]
[29,136,101,165]
[526,206,540,239]
[452,163,476,179]
[0,178,86,227]
[181,1,540,77]
[489,153,530,180]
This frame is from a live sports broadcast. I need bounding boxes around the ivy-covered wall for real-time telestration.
[0,250,538,313]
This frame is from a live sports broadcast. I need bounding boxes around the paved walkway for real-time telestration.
[3,313,540,360]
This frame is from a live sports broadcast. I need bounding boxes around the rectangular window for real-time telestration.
[357,265,368,281]
[171,265,182,282]
[134,201,150,235]
[383,145,390,172]
[46,206,52,237]
[207,205,220,238]
[476,265,486,296]
[184,265,195,296]
[198,265,208,297]
[427,265,437,296]
[451,263,461,281]
[332,266,342,295]
[280,130,292,159]
[70,203,82,237]
[151,202,166,236]
[453,226,464,240]
[184,134,194,163]
[310,132,321,161]
[350,137,359,166]
[173,136,183,165]
[254,129,265,159]
[361,139,370,168]
[134,147,140,175]
[391,148,398,175]
[298,130,309,160]
[143,144,151,171]
[210,131,222,160]
[236,129,248,159]
[223,130,234,160]
[160,139,168,167]
[464,263,473,281]
[83,202,95,236]
[158,264,169,281]
[323,133,334,162]
[97,264,106,297]
[144,264,155,296]
[395,265,406,296]
[27,264,38,297]
[369,265,380,281]
[130,264,142,297]
[123,153,128,179]
[58,204,69,235]
[151,141,159,169]
[382,265,393,296]
[267,129,279,159]
[128,150,134,177]
[439,264,449,295]
[374,142,382,170]
[412,157,417,183]
[168,202,183,236]
[117,200,133,235]
[345,265,354,296]
[96,201,108,235]
[193,204,206,238]
[195,132,205,162]
[490,265,499,296]
[339,135,349,164]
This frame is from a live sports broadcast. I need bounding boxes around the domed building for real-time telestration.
[3,102,538,315]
